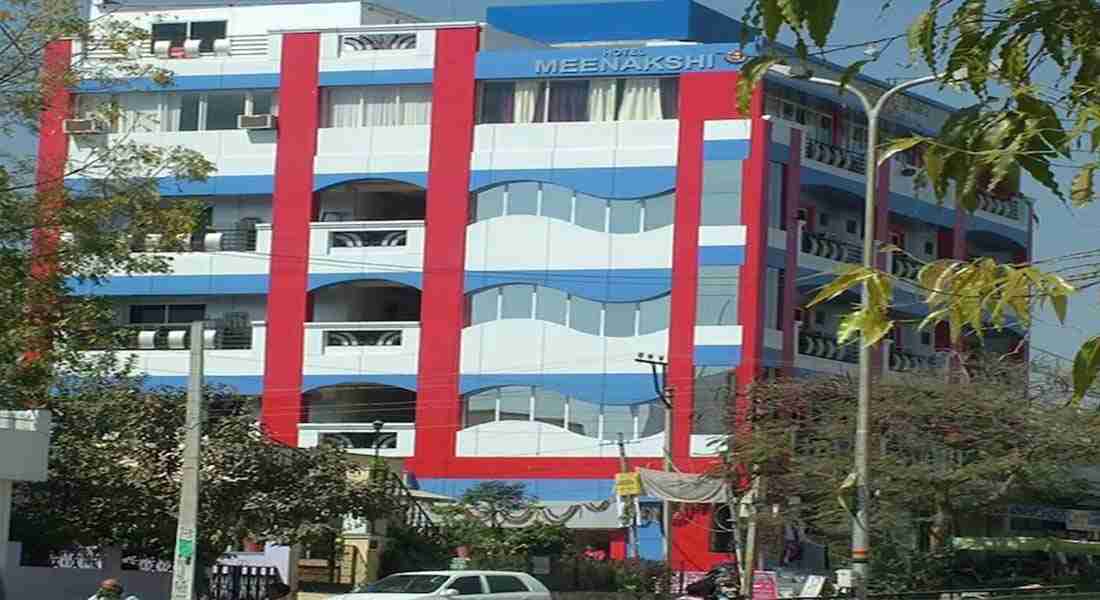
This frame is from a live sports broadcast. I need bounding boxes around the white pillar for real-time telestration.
[0,479,11,575]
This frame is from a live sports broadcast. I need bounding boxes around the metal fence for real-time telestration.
[204,565,281,600]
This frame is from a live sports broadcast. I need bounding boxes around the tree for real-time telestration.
[714,364,1100,590]
[734,0,1100,400]
[0,0,214,408]
[11,373,397,572]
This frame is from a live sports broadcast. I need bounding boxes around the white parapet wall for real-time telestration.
[0,410,51,482]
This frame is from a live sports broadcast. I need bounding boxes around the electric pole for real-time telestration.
[635,354,673,565]
[171,321,205,600]
[616,433,640,559]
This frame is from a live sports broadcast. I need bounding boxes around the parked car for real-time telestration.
[331,571,552,600]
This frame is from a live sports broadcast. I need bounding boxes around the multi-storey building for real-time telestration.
[40,0,1031,571]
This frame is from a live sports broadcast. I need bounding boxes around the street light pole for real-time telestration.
[768,64,946,600]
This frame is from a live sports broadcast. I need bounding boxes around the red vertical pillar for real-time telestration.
[667,71,741,464]
[735,85,768,405]
[410,27,480,473]
[261,33,320,445]
[780,129,803,376]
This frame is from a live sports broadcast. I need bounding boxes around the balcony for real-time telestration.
[298,422,416,458]
[114,321,254,351]
[889,348,938,372]
[303,322,420,376]
[976,190,1024,223]
[76,34,270,62]
[798,331,857,364]
[131,228,258,254]
[889,253,922,281]
[800,229,863,264]
[804,139,867,175]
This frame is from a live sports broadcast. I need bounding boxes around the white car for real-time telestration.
[330,570,552,600]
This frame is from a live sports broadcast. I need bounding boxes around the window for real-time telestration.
[574,193,608,232]
[767,162,785,230]
[533,388,567,428]
[696,266,738,326]
[603,302,637,337]
[472,184,674,233]
[449,577,484,596]
[500,285,534,319]
[609,201,642,234]
[164,91,278,132]
[638,294,670,335]
[814,311,826,326]
[462,387,665,439]
[921,332,932,346]
[535,286,568,326]
[129,304,205,324]
[466,284,670,336]
[846,220,858,235]
[150,20,227,54]
[569,296,602,335]
[498,387,532,421]
[819,213,830,227]
[506,182,538,215]
[477,77,679,124]
[321,85,432,128]
[468,288,499,326]
[487,576,529,594]
[710,505,736,553]
[568,399,601,438]
[694,368,733,435]
[465,391,496,427]
[643,193,674,231]
[924,240,935,256]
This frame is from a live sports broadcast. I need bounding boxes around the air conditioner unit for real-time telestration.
[63,118,107,134]
[237,114,277,130]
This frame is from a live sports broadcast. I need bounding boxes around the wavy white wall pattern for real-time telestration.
[466,214,673,272]
[472,120,680,172]
[456,420,664,458]
[69,130,277,179]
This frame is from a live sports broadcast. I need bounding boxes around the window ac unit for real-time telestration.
[237,114,277,130]
[63,118,106,134]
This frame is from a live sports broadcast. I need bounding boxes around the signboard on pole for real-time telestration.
[615,472,641,496]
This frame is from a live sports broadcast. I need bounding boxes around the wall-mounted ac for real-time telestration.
[63,118,107,134]
[238,114,277,130]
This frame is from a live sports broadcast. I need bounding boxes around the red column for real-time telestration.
[409,27,480,473]
[735,85,768,406]
[261,33,320,445]
[781,129,803,376]
[667,71,741,465]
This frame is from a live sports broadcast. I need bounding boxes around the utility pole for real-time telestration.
[616,433,640,559]
[635,354,672,565]
[171,321,205,600]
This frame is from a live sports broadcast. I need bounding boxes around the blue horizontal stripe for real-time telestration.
[469,167,675,200]
[78,73,280,93]
[318,69,433,86]
[475,42,745,80]
[460,373,658,405]
[465,269,671,302]
[693,345,742,367]
[702,139,750,161]
[698,245,745,266]
[145,375,262,394]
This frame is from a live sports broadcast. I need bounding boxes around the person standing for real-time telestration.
[87,578,140,600]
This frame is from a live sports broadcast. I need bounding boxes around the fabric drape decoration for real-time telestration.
[587,79,618,122]
[636,467,729,503]
[619,78,663,121]
[514,81,543,123]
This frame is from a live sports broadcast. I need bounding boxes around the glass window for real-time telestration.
[697,266,739,326]
[500,285,534,319]
[603,302,637,337]
[569,296,602,335]
[465,391,496,427]
[506,182,538,216]
[659,78,680,119]
[638,294,670,334]
[190,21,227,53]
[475,187,505,221]
[568,399,600,437]
[643,193,674,231]
[701,192,741,226]
[365,574,450,594]
[498,386,531,421]
[468,288,499,325]
[637,402,665,437]
[694,368,733,435]
[535,286,568,326]
[250,91,276,115]
[602,404,634,441]
[547,80,590,122]
[205,92,246,131]
[129,305,166,324]
[768,162,785,230]
[449,576,484,596]
[178,93,202,132]
[533,388,567,428]
[480,82,516,124]
[167,304,206,323]
[150,22,186,52]
[574,193,606,232]
[539,184,573,222]
[487,576,529,594]
[609,201,642,234]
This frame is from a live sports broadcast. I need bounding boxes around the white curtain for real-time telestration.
[118,93,162,133]
[363,86,400,126]
[587,79,618,122]
[619,78,663,121]
[514,80,542,124]
[324,87,362,128]
[162,93,182,132]
[398,85,432,125]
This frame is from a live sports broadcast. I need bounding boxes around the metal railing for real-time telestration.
[206,564,281,600]
[798,331,858,363]
[97,321,253,351]
[329,229,408,248]
[804,138,868,174]
[891,253,923,281]
[377,470,439,538]
[130,228,258,253]
[801,230,863,264]
[324,329,404,347]
[977,190,1023,222]
[80,34,268,60]
[889,348,935,371]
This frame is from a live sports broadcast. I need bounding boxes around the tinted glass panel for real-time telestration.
[603,302,636,337]
[475,187,505,221]
[190,21,227,52]
[539,184,573,222]
[609,201,642,234]
[206,92,246,131]
[500,285,534,319]
[251,91,275,115]
[643,193,674,231]
[701,192,741,226]
[568,399,600,437]
[535,286,568,326]
[498,386,531,421]
[533,388,567,428]
[506,182,539,216]
[696,266,738,326]
[637,402,665,437]
[547,79,589,122]
[569,296,601,335]
[449,577,484,596]
[487,576,529,594]
[129,305,166,324]
[480,81,515,124]
[465,391,496,427]
[167,304,205,323]
[574,193,606,232]
[151,22,186,51]
[638,294,670,334]
[694,368,732,434]
[602,404,633,441]
[468,288,499,325]
[178,93,202,131]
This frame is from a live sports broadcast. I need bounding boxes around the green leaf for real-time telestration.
[1071,165,1096,207]
[1073,336,1100,404]
[805,0,839,48]
[761,0,784,41]
[878,137,925,167]
[1018,154,1064,201]
[736,56,784,115]
[807,265,872,308]
[839,58,872,91]
[907,9,937,69]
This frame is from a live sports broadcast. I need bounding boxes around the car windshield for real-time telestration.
[356,574,450,594]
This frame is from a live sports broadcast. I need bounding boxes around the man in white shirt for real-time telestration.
[87,578,140,600]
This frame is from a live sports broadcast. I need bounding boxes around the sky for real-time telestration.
[55,0,1097,362]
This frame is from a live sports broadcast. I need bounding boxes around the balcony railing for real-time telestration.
[308,321,420,350]
[804,139,867,174]
[299,422,417,458]
[325,329,404,347]
[130,228,259,253]
[890,254,923,281]
[78,34,269,61]
[107,321,254,351]
[889,349,935,372]
[976,190,1023,222]
[801,230,863,264]
[798,331,858,364]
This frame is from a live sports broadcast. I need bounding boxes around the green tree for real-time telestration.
[0,0,214,408]
[714,364,1100,590]
[11,373,397,572]
[735,0,1100,399]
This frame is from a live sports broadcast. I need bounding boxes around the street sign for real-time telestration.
[615,472,641,496]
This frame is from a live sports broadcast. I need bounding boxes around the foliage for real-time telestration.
[713,364,1100,589]
[377,525,451,577]
[0,0,214,409]
[11,373,397,570]
[735,0,1100,401]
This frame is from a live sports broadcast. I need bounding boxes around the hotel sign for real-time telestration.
[535,47,741,76]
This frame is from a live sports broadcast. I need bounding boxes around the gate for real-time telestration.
[205,564,281,600]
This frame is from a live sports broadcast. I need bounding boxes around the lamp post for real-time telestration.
[371,420,385,481]
[768,63,950,600]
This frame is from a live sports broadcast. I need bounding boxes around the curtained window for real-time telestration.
[321,85,433,128]
[476,77,679,124]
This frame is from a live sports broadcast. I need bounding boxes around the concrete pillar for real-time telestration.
[0,479,11,576]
